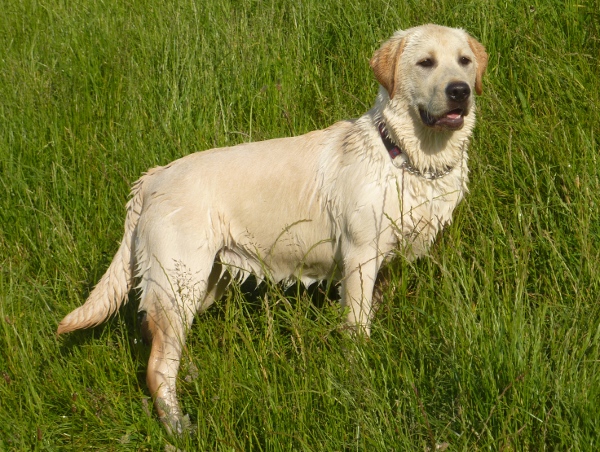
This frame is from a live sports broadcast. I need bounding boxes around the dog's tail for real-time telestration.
[57,175,147,335]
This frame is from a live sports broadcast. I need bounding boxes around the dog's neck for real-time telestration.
[372,87,473,178]
[377,120,454,180]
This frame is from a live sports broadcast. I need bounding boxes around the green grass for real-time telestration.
[1,0,599,449]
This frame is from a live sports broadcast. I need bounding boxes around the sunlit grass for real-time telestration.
[1,0,599,449]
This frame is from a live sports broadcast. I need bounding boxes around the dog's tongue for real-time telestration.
[420,108,465,129]
[436,110,464,129]
[446,110,462,120]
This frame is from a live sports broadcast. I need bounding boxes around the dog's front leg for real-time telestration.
[340,255,379,336]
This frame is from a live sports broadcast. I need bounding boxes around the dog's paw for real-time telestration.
[162,412,193,436]
[339,322,372,338]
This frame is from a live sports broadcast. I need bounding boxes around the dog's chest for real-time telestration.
[387,171,465,259]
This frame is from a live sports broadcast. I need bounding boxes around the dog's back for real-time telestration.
[57,25,487,434]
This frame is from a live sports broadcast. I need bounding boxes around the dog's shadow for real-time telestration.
[57,277,340,384]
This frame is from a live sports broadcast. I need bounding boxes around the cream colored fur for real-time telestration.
[57,24,487,434]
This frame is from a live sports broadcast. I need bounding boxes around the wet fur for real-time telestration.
[58,24,487,433]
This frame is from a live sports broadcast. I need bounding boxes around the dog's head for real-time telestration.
[370,24,488,132]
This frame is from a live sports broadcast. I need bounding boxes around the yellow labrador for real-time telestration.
[58,24,487,433]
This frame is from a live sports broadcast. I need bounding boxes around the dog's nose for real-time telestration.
[446,82,471,102]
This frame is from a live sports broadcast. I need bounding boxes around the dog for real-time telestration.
[57,24,487,433]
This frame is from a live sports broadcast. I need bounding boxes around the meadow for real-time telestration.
[1,0,599,449]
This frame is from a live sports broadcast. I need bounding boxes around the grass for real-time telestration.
[1,0,599,449]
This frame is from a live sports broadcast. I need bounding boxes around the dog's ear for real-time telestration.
[467,36,488,96]
[370,34,406,99]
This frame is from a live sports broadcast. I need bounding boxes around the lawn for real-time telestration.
[1,0,599,449]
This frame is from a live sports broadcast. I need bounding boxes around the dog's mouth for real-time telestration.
[419,108,465,130]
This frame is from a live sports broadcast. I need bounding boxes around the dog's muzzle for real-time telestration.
[420,81,471,130]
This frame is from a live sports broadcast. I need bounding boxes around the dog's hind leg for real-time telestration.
[139,258,213,434]
[198,261,231,313]
[142,302,187,434]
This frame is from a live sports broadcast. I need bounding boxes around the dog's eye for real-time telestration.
[417,58,435,68]
[459,56,472,66]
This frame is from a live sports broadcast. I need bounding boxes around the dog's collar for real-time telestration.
[377,121,454,180]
